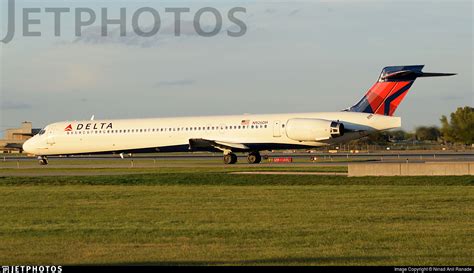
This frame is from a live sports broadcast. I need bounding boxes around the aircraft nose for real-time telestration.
[22,139,35,155]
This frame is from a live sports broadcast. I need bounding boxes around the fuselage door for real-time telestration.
[273,120,281,137]
[46,137,55,145]
[46,127,56,145]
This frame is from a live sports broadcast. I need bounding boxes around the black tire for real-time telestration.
[247,152,262,164]
[224,153,238,165]
[39,159,48,165]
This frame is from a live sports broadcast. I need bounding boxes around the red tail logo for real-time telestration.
[348,65,455,116]
[65,124,73,131]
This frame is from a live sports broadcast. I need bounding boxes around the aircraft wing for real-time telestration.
[189,138,249,152]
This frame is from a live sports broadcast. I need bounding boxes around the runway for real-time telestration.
[3,151,474,163]
[2,151,473,165]
[1,150,472,177]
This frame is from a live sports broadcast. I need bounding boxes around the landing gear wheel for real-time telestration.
[247,152,262,164]
[38,156,49,165]
[223,153,238,165]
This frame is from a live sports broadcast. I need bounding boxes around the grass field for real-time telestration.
[0,167,473,265]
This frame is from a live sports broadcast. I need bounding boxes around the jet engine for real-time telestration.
[286,118,345,142]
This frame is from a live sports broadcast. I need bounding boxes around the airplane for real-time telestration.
[22,65,455,165]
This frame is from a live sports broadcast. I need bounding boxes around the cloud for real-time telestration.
[154,80,196,87]
[73,21,233,48]
[288,9,301,16]
[264,8,277,14]
[2,101,32,110]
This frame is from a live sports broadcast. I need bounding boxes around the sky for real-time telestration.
[1,0,472,135]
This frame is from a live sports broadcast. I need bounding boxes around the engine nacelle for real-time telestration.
[286,118,345,142]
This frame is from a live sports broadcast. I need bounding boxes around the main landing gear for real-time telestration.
[223,153,238,165]
[223,152,262,165]
[247,151,262,164]
[38,156,49,165]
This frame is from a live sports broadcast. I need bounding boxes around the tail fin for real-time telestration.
[348,65,456,116]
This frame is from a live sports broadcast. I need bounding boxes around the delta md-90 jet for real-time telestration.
[23,65,455,165]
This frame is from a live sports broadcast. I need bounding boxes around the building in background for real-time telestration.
[0,122,40,153]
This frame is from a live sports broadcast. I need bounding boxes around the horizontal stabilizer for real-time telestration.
[381,70,456,82]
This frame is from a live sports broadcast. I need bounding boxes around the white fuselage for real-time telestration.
[23,112,401,156]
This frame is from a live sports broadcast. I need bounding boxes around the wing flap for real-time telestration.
[189,138,249,152]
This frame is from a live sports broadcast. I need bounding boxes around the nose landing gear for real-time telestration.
[38,156,49,165]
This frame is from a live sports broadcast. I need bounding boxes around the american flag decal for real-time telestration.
[241,120,250,126]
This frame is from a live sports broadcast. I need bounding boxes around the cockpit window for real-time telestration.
[38,129,46,135]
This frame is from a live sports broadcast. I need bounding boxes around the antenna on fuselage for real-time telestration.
[91,115,95,121]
